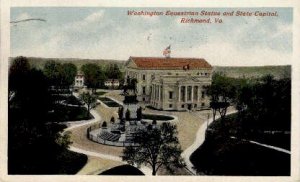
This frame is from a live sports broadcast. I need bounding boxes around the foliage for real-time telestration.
[205,73,236,123]
[8,57,88,174]
[43,61,77,87]
[125,109,131,121]
[122,123,185,175]
[99,165,144,175]
[110,117,115,124]
[9,56,31,92]
[118,107,124,120]
[56,131,73,149]
[136,107,142,120]
[152,119,157,125]
[105,63,122,80]
[79,92,97,117]
[81,63,106,92]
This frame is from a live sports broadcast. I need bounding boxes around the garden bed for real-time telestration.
[99,97,121,107]
[142,114,174,121]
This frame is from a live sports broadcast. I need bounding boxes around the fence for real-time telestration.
[87,125,138,147]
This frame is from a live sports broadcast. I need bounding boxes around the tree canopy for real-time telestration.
[81,63,106,92]
[122,123,185,175]
[79,92,97,117]
[43,61,77,87]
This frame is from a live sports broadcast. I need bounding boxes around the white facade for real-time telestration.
[125,57,213,111]
[74,73,85,88]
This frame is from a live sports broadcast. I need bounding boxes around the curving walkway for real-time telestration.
[63,93,152,175]
[181,110,238,175]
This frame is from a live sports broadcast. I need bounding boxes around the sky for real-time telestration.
[11,7,292,66]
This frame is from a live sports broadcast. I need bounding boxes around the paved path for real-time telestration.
[63,92,152,175]
[230,136,291,154]
[181,110,238,175]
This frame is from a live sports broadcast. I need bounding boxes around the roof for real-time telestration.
[129,57,212,70]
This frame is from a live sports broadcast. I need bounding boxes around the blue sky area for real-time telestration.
[11,7,292,66]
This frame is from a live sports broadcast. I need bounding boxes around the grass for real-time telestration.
[190,137,290,176]
[142,114,174,121]
[95,91,107,96]
[190,113,291,175]
[48,104,92,122]
[99,97,121,107]
[64,95,84,106]
[99,165,144,175]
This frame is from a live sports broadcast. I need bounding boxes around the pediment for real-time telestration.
[177,76,202,84]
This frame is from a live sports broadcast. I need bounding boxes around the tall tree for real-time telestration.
[79,92,97,117]
[9,56,31,92]
[205,73,236,123]
[81,63,106,92]
[105,63,122,80]
[44,61,62,86]
[60,63,77,86]
[122,123,185,175]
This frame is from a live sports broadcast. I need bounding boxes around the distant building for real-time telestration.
[105,79,120,89]
[74,72,85,88]
[125,57,213,111]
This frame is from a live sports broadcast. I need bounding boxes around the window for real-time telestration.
[201,91,205,98]
[194,104,197,108]
[143,97,145,101]
[169,91,173,99]
[142,74,146,81]
[205,73,208,76]
[142,87,146,94]
[201,103,205,106]
[181,104,185,108]
[169,104,173,108]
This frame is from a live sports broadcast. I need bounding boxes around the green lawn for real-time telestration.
[48,104,92,122]
[190,113,291,175]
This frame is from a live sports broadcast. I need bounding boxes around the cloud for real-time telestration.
[85,11,105,22]
[11,8,292,66]
[15,12,32,20]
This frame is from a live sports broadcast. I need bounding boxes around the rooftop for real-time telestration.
[129,57,212,70]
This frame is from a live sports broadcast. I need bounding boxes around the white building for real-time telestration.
[125,57,213,111]
[74,72,85,88]
[104,79,120,88]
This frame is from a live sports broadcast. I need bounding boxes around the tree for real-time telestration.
[44,61,77,87]
[136,106,142,120]
[44,61,62,86]
[122,123,185,175]
[102,121,107,128]
[81,63,106,92]
[105,63,122,80]
[79,92,97,117]
[152,119,157,125]
[110,117,115,124]
[60,63,77,86]
[9,56,31,92]
[205,73,236,123]
[118,106,124,121]
[125,109,131,121]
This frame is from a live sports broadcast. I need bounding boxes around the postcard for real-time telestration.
[1,1,300,182]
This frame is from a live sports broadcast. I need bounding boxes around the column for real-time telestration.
[191,86,194,102]
[158,85,161,101]
[185,86,188,102]
[178,86,181,102]
[197,86,200,102]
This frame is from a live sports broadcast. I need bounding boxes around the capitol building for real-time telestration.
[125,56,213,111]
